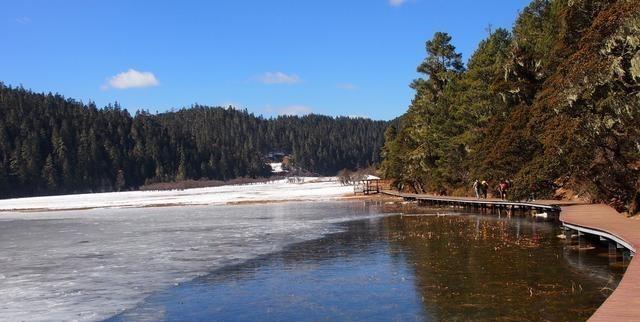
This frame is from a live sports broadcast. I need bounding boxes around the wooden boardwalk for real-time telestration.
[561,205,640,322]
[381,190,640,321]
[381,190,582,212]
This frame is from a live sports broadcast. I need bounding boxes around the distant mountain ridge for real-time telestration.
[0,83,387,198]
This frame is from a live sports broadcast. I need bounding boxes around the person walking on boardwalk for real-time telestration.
[498,180,509,200]
[473,179,481,199]
[528,182,538,201]
[481,180,489,199]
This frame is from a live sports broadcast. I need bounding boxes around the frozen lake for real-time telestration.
[106,211,624,322]
[0,201,383,322]
[0,200,625,321]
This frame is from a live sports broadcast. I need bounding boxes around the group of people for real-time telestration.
[472,180,489,199]
[473,179,511,200]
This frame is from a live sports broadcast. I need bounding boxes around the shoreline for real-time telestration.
[0,178,360,214]
[0,194,388,214]
[0,177,403,214]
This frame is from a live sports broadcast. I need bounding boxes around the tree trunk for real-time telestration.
[629,180,640,216]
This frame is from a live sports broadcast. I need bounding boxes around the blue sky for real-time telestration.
[1,0,530,120]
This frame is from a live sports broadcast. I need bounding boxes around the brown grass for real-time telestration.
[139,177,286,191]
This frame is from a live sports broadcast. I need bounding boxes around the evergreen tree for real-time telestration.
[380,0,640,214]
[0,83,388,198]
[41,154,57,190]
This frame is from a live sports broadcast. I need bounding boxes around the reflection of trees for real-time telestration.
[383,215,614,321]
[113,213,620,322]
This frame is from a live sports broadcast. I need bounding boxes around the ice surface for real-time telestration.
[0,177,352,212]
[0,201,383,322]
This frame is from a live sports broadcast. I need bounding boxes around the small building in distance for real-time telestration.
[267,152,290,175]
[355,175,381,195]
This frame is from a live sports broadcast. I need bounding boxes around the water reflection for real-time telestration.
[386,213,623,321]
[107,206,624,322]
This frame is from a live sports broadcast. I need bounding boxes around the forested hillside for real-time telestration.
[0,84,386,198]
[380,0,640,213]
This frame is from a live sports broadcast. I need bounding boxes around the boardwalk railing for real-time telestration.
[381,190,561,213]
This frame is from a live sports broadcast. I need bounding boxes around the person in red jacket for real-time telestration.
[498,180,509,200]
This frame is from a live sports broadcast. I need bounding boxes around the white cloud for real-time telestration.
[15,17,31,24]
[277,105,313,116]
[102,69,159,90]
[254,72,301,85]
[389,0,407,6]
[337,83,358,91]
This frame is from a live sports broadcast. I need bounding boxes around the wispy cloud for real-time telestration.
[15,17,31,24]
[254,72,301,85]
[277,105,313,116]
[102,69,159,90]
[337,83,358,91]
[389,0,407,6]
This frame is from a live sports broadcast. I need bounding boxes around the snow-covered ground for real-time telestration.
[269,162,283,173]
[0,200,384,322]
[0,177,353,212]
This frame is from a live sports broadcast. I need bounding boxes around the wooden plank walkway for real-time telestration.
[381,190,640,321]
[381,190,583,211]
[561,205,640,322]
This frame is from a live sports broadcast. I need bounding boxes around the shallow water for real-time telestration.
[105,206,624,322]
